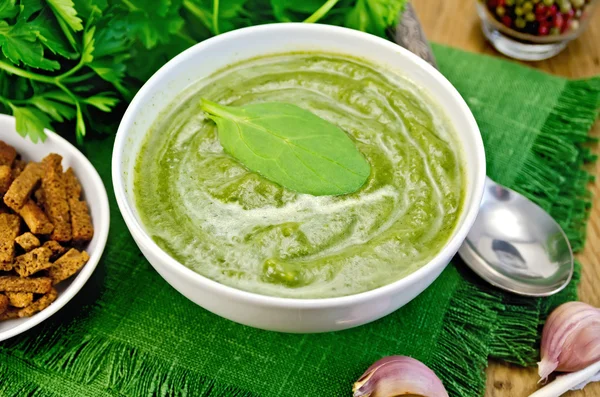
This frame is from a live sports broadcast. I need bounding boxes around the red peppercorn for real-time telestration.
[502,15,513,26]
[538,23,549,35]
[488,0,498,8]
[536,3,547,15]
[498,0,506,5]
[549,4,558,15]
[554,13,564,28]
[567,9,575,19]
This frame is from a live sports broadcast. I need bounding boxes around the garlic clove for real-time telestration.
[538,301,600,381]
[353,356,449,397]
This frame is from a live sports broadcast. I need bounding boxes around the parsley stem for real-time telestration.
[213,0,220,35]
[57,59,86,81]
[176,31,197,46]
[121,0,139,11]
[0,59,90,87]
[304,0,341,23]
[0,61,56,84]
[183,0,213,33]
[63,72,96,84]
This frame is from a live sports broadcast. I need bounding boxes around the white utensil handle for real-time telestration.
[528,361,600,397]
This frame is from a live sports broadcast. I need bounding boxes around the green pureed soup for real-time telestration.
[134,53,465,299]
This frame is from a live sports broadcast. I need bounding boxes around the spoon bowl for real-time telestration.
[459,177,574,297]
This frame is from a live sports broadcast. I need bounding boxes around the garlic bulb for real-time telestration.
[538,301,600,381]
[353,356,449,397]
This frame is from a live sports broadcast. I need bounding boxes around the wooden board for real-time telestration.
[408,1,600,396]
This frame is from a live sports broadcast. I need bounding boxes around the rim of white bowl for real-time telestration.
[112,23,486,309]
[0,114,110,342]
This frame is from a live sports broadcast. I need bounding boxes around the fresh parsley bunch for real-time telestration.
[0,0,406,143]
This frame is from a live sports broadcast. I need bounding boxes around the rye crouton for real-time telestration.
[0,294,8,314]
[13,246,52,277]
[33,187,44,207]
[0,213,21,270]
[0,307,19,320]
[47,248,89,285]
[11,159,26,179]
[18,288,57,318]
[64,168,82,200]
[4,162,43,211]
[0,276,52,294]
[18,199,54,235]
[41,154,71,242]
[15,232,41,252]
[0,141,16,167]
[69,199,94,243]
[5,292,33,308]
[42,240,66,260]
[0,165,12,196]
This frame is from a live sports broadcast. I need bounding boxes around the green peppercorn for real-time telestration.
[525,11,536,20]
[506,0,515,5]
[532,0,541,3]
[515,6,524,15]
[516,0,525,4]
[523,1,534,11]
[515,17,527,28]
[560,1,572,12]
[550,26,561,34]
[543,0,554,5]
[496,5,507,16]
[572,0,584,8]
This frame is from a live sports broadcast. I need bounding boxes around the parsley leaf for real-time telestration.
[30,8,79,59]
[74,0,109,18]
[123,0,184,49]
[74,101,86,143]
[0,0,18,20]
[19,0,43,21]
[82,93,118,111]
[80,25,95,63]
[28,95,76,122]
[9,104,52,143]
[47,0,84,31]
[0,20,61,70]
[184,0,251,34]
[344,0,405,37]
[271,0,324,21]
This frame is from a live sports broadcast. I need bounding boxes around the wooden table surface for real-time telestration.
[412,1,600,396]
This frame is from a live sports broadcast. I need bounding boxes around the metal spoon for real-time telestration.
[395,11,574,297]
[458,177,574,296]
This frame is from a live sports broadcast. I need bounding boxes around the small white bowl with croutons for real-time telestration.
[0,114,109,342]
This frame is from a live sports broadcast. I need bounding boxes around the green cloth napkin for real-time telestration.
[1,45,599,397]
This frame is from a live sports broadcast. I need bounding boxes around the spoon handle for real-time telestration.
[528,361,600,397]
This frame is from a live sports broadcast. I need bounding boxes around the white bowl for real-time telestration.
[113,24,486,333]
[0,115,109,341]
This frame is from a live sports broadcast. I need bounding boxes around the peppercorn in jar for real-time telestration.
[477,0,598,60]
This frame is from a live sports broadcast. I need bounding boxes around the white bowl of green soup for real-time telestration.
[113,24,486,333]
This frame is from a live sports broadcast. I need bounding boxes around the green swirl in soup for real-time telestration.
[134,53,465,299]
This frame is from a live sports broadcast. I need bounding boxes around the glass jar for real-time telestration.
[477,0,598,61]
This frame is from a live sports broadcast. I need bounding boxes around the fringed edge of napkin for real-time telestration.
[2,327,258,397]
[514,78,600,251]
[430,77,599,397]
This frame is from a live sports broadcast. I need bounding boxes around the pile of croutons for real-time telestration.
[0,140,93,321]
